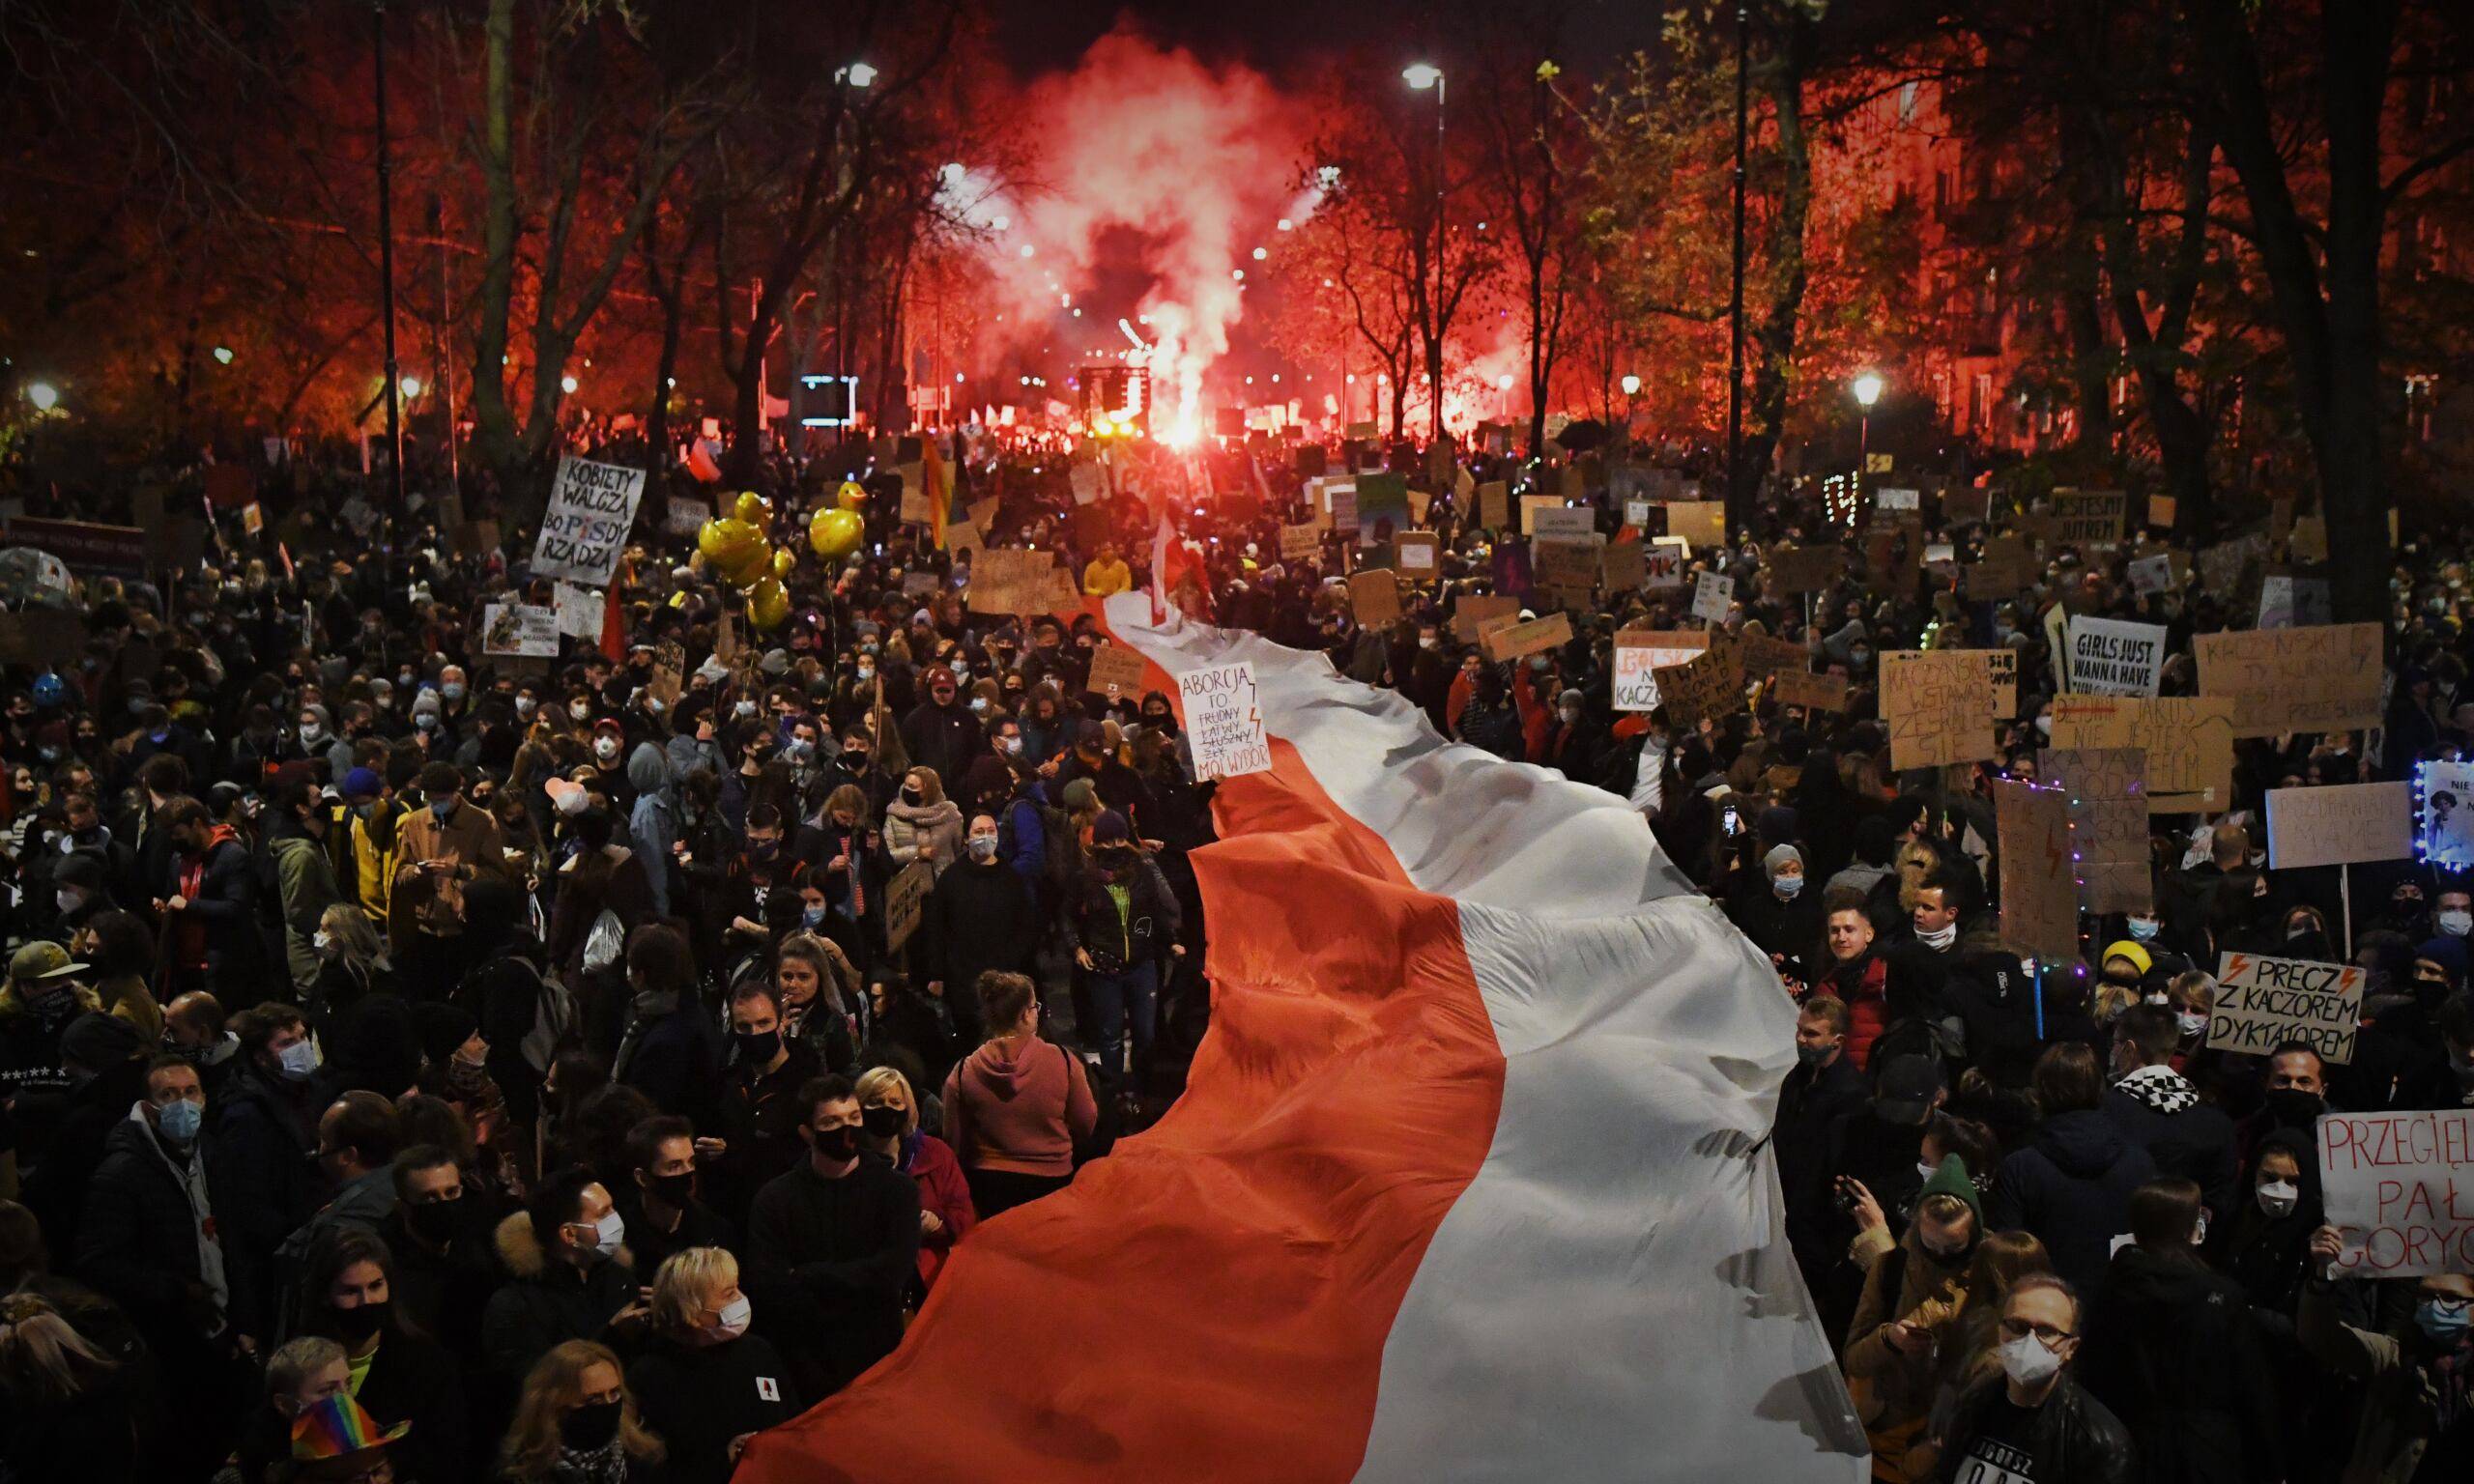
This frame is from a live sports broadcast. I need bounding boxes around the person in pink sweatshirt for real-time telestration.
[941,971,1097,1218]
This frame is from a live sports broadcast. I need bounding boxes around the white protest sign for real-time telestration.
[1070,462,1104,506]
[2065,614,2167,697]
[1178,662,1271,781]
[1873,487,1920,512]
[1612,646,1661,713]
[2258,575,2333,630]
[553,584,604,641]
[1643,542,1686,590]
[532,456,647,585]
[480,603,561,659]
[2127,553,2175,597]
[1691,570,1735,624]
[1625,499,1653,528]
[1532,507,1595,541]
[2209,951,2366,1065]
[2317,1110,2474,1276]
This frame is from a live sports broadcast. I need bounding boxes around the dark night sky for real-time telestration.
[992,1,1666,79]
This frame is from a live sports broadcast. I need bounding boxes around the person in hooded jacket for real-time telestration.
[2076,1178,2281,1484]
[942,971,1096,1218]
[1843,1156,1986,1484]
[1987,1043,2160,1293]
[153,795,266,1000]
[1060,812,1184,1094]
[623,741,680,918]
[2103,1004,2240,1220]
[1729,844,1825,989]
[481,1167,642,1394]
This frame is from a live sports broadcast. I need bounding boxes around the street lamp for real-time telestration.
[214,346,235,365]
[400,375,423,399]
[836,61,877,88]
[561,374,579,395]
[1403,63,1447,442]
[1620,374,1642,396]
[1851,370,1884,509]
[25,382,59,413]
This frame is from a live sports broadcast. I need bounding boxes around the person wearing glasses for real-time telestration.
[2300,1222,2474,1482]
[1933,1273,2134,1484]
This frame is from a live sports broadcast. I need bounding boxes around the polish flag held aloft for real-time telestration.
[737,591,1867,1484]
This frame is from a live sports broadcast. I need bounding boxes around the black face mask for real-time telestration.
[642,1170,696,1209]
[2264,1088,2326,1127]
[810,1124,860,1161]
[861,1104,906,1139]
[404,1195,464,1246]
[901,786,923,806]
[735,1029,781,1065]
[843,752,869,770]
[560,1399,623,1452]
[331,1299,388,1344]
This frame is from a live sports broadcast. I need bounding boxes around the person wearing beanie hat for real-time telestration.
[1725,841,1825,989]
[1540,684,1608,784]
[1842,1151,1985,1476]
[902,664,987,796]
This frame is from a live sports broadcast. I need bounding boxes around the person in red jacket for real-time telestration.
[1819,893,1891,1071]
[854,1065,974,1293]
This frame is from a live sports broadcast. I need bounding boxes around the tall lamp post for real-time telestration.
[1724,3,1749,530]
[1403,62,1445,442]
[1851,370,1884,518]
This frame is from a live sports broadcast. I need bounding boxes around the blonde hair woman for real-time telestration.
[626,1247,796,1484]
[0,1292,134,1477]
[855,1066,977,1290]
[884,766,964,876]
[501,1338,664,1483]
[308,900,396,1023]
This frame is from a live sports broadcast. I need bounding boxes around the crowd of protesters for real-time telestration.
[0,417,2462,1483]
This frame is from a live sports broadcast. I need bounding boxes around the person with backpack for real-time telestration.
[941,972,1096,1218]
[462,876,570,1163]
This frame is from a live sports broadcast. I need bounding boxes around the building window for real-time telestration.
[1899,81,1920,125]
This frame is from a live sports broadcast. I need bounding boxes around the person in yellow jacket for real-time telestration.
[1081,542,1133,596]
[344,765,405,928]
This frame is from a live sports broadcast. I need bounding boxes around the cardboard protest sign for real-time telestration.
[1600,538,1646,590]
[944,519,985,556]
[1477,480,1509,530]
[1650,647,1740,726]
[1480,612,1572,663]
[2196,534,2268,598]
[1328,488,1359,534]
[1773,668,1849,712]
[968,496,1000,533]
[1625,499,1653,529]
[2147,495,2177,529]
[1984,648,2018,719]
[2265,783,2414,870]
[2047,695,2234,813]
[884,861,934,952]
[1643,542,1687,590]
[901,571,940,599]
[1997,781,2082,960]
[2041,747,2152,914]
[664,495,708,538]
[2317,1110,2474,1277]
[1734,634,1809,683]
[532,457,647,585]
[1666,501,1726,548]
[2257,575,2332,630]
[1280,523,1321,561]
[2051,489,2129,548]
[964,548,1054,615]
[4,517,150,578]
[480,603,560,658]
[1532,536,1600,604]
[2210,951,2365,1065]
[2065,615,2168,697]
[2290,516,2328,562]
[1881,650,1999,771]
[1612,642,1662,713]
[1964,535,2036,598]
[1691,570,1735,624]
[1530,505,1594,542]
[553,584,603,641]
[1179,661,1271,780]
[2194,623,2384,737]
[1766,545,1838,595]
[1451,594,1520,642]
[1612,630,1708,711]
[647,640,686,709]
[1086,642,1150,700]
[1349,569,1402,627]
[1394,531,1441,578]
[1941,485,1990,525]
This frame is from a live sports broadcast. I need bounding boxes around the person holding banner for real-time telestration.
[2300,1224,2474,1481]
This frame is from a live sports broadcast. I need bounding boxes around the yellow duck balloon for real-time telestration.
[771,547,796,582]
[748,576,791,630]
[836,481,868,512]
[733,491,772,527]
[722,538,773,588]
[809,505,863,559]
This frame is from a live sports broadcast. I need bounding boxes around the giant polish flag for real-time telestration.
[738,593,1866,1483]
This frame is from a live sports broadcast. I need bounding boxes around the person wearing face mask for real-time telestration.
[586,719,638,813]
[297,1227,469,1484]
[883,767,966,879]
[74,1056,246,1477]
[921,814,1040,1048]
[44,851,113,945]
[1061,812,1184,1097]
[1843,1156,1985,1482]
[900,665,989,796]
[1987,1043,2160,1293]
[2101,1004,2240,1223]
[626,1247,797,1484]
[611,1115,734,1283]
[853,1066,975,1294]
[2300,1222,2474,1481]
[389,761,516,992]
[152,793,269,1000]
[2207,1133,2327,1453]
[2234,1043,2331,1171]
[501,1338,665,1484]
[1775,998,1869,1301]
[211,1003,331,1339]
[1727,843,1825,989]
[2074,1179,2281,1483]
[378,1145,501,1378]
[1934,1275,2133,1484]
[747,1075,921,1400]
[822,723,896,818]
[0,943,103,1162]
[612,927,722,1130]
[709,982,829,1225]
[482,1168,642,1392]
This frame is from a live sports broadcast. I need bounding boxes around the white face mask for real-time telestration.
[571,701,593,721]
[1995,1331,2063,1387]
[313,930,334,955]
[2175,1011,2209,1039]
[55,889,81,915]
[515,697,537,719]
[594,737,620,760]
[712,1293,753,1338]
[2256,1180,2299,1219]
[2441,909,2472,937]
[588,1210,625,1257]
